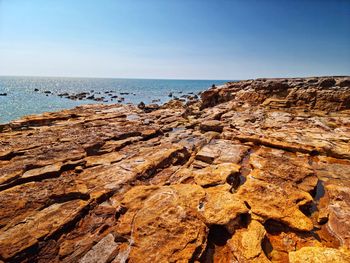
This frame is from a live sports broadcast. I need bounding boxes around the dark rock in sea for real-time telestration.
[44,91,51,94]
[152,99,160,103]
[67,95,78,100]
[34,88,39,92]
[168,92,173,97]
[120,92,129,95]
[138,101,145,109]
[87,95,95,100]
[0,93,7,96]
[111,95,118,99]
[58,93,69,97]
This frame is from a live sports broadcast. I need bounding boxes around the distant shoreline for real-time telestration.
[0,77,229,124]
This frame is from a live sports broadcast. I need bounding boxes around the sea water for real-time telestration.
[0,76,229,124]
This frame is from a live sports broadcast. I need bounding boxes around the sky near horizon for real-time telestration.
[0,0,349,80]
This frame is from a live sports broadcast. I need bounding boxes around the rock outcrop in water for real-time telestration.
[0,76,350,262]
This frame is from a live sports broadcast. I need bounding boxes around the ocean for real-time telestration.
[0,76,229,124]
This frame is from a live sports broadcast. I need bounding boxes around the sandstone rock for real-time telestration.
[0,200,88,260]
[289,247,350,263]
[313,156,350,248]
[115,185,208,262]
[195,139,250,164]
[236,174,314,231]
[84,152,125,167]
[202,185,248,226]
[22,161,64,179]
[0,175,88,231]
[0,77,350,262]
[227,220,270,262]
[200,120,224,132]
[249,147,318,193]
[193,163,240,187]
[79,234,119,263]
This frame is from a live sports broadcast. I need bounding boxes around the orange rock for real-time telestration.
[0,77,349,262]
[289,247,350,263]
[227,220,270,262]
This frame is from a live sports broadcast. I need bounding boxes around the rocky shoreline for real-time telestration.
[0,76,350,262]
[31,86,199,104]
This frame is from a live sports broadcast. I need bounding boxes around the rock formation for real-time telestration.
[0,76,350,262]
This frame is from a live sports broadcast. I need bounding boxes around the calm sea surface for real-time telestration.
[0,76,229,124]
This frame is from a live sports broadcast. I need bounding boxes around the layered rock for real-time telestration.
[0,76,349,262]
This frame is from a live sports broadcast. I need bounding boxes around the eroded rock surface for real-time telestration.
[0,76,350,262]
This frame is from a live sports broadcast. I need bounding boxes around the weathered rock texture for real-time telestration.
[0,76,350,262]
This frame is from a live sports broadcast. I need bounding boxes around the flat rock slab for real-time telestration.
[200,120,224,132]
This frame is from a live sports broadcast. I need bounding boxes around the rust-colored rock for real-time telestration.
[289,247,350,263]
[227,220,270,262]
[0,76,349,262]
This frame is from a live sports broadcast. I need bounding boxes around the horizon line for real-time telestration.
[0,74,234,82]
[1,74,348,81]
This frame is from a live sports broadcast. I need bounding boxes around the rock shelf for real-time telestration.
[0,76,350,262]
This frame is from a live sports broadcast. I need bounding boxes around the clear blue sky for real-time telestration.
[0,0,349,79]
